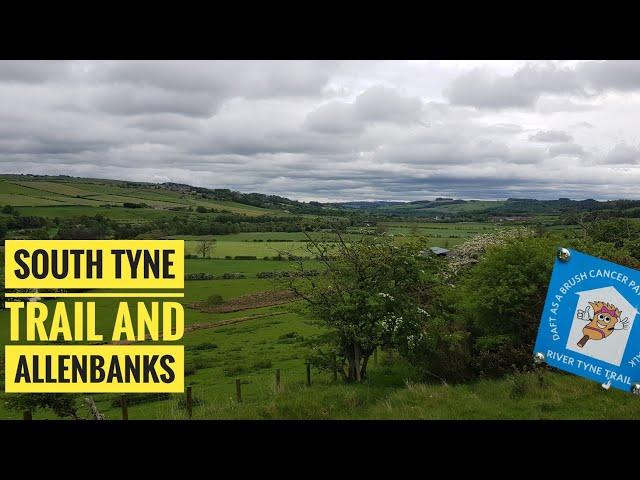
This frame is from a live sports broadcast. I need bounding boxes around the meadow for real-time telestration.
[3,241,640,420]
[0,177,279,216]
[2,176,639,420]
[176,225,510,258]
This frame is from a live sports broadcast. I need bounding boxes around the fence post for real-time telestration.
[374,347,378,366]
[333,354,338,382]
[23,410,32,421]
[236,378,242,403]
[275,369,281,392]
[186,385,193,419]
[306,361,312,386]
[121,395,128,421]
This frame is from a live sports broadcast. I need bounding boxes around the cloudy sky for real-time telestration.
[1,60,640,202]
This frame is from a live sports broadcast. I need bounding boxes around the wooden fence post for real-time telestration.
[275,369,281,392]
[23,410,32,421]
[333,354,338,382]
[374,347,378,366]
[306,362,311,386]
[186,385,193,419]
[236,378,242,402]
[120,395,128,421]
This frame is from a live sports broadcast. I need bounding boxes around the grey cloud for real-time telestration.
[529,130,573,143]
[579,61,640,92]
[95,60,334,98]
[127,114,200,132]
[91,85,223,117]
[445,69,539,108]
[483,123,523,135]
[536,97,599,114]
[304,86,423,134]
[375,132,543,166]
[0,60,639,202]
[446,61,640,110]
[353,86,422,124]
[0,61,73,83]
[603,143,640,164]
[571,121,595,129]
[303,102,362,134]
[548,143,585,157]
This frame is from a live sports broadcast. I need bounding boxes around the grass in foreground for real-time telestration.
[170,368,640,420]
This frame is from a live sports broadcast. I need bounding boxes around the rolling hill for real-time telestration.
[0,174,332,217]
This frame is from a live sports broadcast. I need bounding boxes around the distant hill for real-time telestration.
[0,174,335,216]
[4,174,640,221]
[328,201,407,209]
[326,197,640,220]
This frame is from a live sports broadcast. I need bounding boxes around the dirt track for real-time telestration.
[189,289,296,313]
[105,311,286,345]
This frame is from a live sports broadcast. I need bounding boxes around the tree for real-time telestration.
[197,239,215,258]
[1,204,16,215]
[6,393,106,419]
[288,230,437,382]
[6,393,82,419]
[375,223,388,235]
[447,236,556,377]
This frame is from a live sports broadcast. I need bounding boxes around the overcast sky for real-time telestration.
[1,60,640,202]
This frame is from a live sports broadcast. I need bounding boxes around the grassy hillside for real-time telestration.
[0,176,282,216]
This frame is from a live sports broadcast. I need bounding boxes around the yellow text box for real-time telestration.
[4,240,184,289]
[4,345,184,393]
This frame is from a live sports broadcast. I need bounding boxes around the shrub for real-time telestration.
[188,342,219,351]
[223,366,247,377]
[221,272,245,279]
[185,273,214,280]
[234,255,257,260]
[251,360,272,370]
[205,294,224,306]
[184,358,212,376]
[452,236,556,376]
[257,270,319,279]
[111,393,170,407]
[279,332,299,339]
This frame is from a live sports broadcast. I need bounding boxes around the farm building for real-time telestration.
[422,246,450,256]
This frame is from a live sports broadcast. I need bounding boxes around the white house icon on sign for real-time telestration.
[566,286,637,366]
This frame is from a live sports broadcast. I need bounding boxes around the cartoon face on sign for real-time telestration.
[566,286,637,366]
[575,301,629,347]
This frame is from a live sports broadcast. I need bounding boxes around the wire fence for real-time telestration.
[112,362,339,420]
[14,360,350,420]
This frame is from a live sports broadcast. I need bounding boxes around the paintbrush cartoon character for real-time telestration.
[576,301,629,347]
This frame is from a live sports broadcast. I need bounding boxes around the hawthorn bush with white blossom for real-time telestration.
[288,231,440,382]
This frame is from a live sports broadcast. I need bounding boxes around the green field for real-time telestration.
[3,239,631,420]
[3,175,632,420]
[0,177,278,216]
